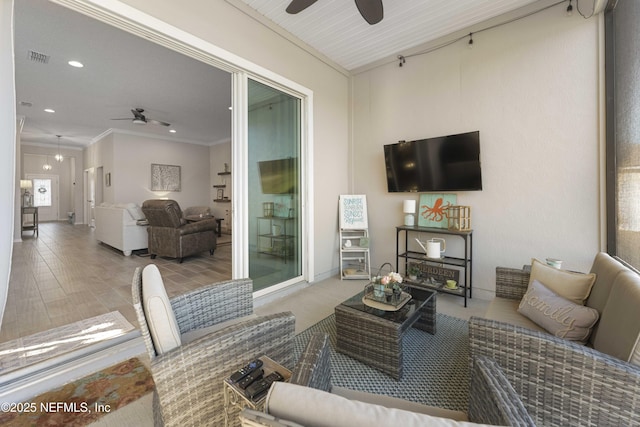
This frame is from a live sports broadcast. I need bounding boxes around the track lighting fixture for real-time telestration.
[397,55,406,67]
[566,0,573,16]
[468,33,474,49]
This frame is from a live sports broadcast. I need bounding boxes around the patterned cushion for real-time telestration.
[518,280,599,344]
[529,259,596,305]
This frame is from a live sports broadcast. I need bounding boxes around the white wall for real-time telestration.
[87,131,212,207]
[111,0,351,279]
[352,6,602,296]
[1,0,15,325]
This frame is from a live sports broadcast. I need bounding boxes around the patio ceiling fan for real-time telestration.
[286,0,383,25]
[111,108,170,127]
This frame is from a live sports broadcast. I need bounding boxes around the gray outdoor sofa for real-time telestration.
[468,251,640,426]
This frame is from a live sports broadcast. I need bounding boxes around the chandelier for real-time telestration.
[55,135,63,162]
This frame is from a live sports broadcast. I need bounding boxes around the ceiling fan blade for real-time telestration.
[111,118,133,120]
[286,0,318,14]
[354,0,383,25]
[147,119,171,127]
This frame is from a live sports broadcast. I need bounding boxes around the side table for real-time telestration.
[223,356,291,427]
[21,206,39,237]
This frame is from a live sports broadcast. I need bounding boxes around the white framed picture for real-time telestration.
[151,163,181,192]
[339,195,368,229]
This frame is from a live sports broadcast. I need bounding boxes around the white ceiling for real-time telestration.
[237,0,543,71]
[15,0,564,149]
[15,0,233,149]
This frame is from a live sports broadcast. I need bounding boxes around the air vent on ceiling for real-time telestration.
[27,50,50,64]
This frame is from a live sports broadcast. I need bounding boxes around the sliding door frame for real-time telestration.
[52,0,315,290]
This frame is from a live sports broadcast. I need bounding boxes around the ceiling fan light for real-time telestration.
[132,118,146,125]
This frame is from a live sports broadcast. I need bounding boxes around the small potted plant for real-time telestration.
[407,264,420,281]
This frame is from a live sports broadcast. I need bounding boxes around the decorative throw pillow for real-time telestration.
[529,258,596,305]
[518,279,599,343]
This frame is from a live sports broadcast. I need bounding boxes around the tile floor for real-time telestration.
[6,221,491,426]
[3,222,232,343]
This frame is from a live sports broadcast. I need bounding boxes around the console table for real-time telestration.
[396,225,472,307]
[21,206,39,237]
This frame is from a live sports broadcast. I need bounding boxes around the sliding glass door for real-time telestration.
[247,79,302,292]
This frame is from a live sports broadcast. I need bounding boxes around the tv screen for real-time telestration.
[384,131,482,192]
[258,158,297,194]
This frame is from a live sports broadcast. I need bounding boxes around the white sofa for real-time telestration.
[95,203,148,256]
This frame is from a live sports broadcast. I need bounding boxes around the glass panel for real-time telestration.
[609,1,640,270]
[248,79,302,292]
[32,178,52,207]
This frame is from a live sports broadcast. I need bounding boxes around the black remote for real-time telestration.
[245,371,285,400]
[237,369,264,390]
[229,359,263,383]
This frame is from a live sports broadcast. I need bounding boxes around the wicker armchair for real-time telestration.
[132,265,296,427]
[469,317,640,426]
[244,332,534,426]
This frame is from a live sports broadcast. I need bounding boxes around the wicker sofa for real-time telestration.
[240,333,535,426]
[485,252,640,365]
[469,252,640,426]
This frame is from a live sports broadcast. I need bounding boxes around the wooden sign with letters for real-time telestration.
[417,264,460,285]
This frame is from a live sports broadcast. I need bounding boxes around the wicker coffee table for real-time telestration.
[335,286,436,380]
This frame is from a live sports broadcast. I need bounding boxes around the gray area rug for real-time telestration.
[293,313,469,411]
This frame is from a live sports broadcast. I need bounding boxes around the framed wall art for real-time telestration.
[151,163,181,192]
[418,193,456,228]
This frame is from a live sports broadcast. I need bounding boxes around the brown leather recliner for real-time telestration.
[141,199,217,263]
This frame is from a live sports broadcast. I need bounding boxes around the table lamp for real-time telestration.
[403,199,416,226]
[20,180,33,207]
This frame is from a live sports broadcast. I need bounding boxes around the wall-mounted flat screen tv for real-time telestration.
[384,131,482,192]
[258,158,297,194]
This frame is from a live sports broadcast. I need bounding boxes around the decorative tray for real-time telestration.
[362,292,412,311]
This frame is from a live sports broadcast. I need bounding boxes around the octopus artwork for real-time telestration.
[421,197,452,222]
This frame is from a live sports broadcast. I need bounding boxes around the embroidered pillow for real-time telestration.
[518,280,599,344]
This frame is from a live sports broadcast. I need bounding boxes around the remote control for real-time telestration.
[245,371,285,400]
[229,359,263,383]
[237,369,264,390]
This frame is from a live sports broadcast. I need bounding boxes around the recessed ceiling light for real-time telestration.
[44,108,55,113]
[169,129,176,133]
[68,60,84,68]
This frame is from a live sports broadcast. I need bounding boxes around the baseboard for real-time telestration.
[0,331,145,403]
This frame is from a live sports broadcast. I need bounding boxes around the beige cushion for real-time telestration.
[518,280,599,344]
[529,258,596,305]
[484,298,546,332]
[142,264,181,354]
[592,271,640,365]
[266,382,496,427]
[331,386,468,421]
[587,252,629,313]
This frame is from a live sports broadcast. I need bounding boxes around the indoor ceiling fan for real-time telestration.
[111,108,170,126]
[286,0,383,25]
